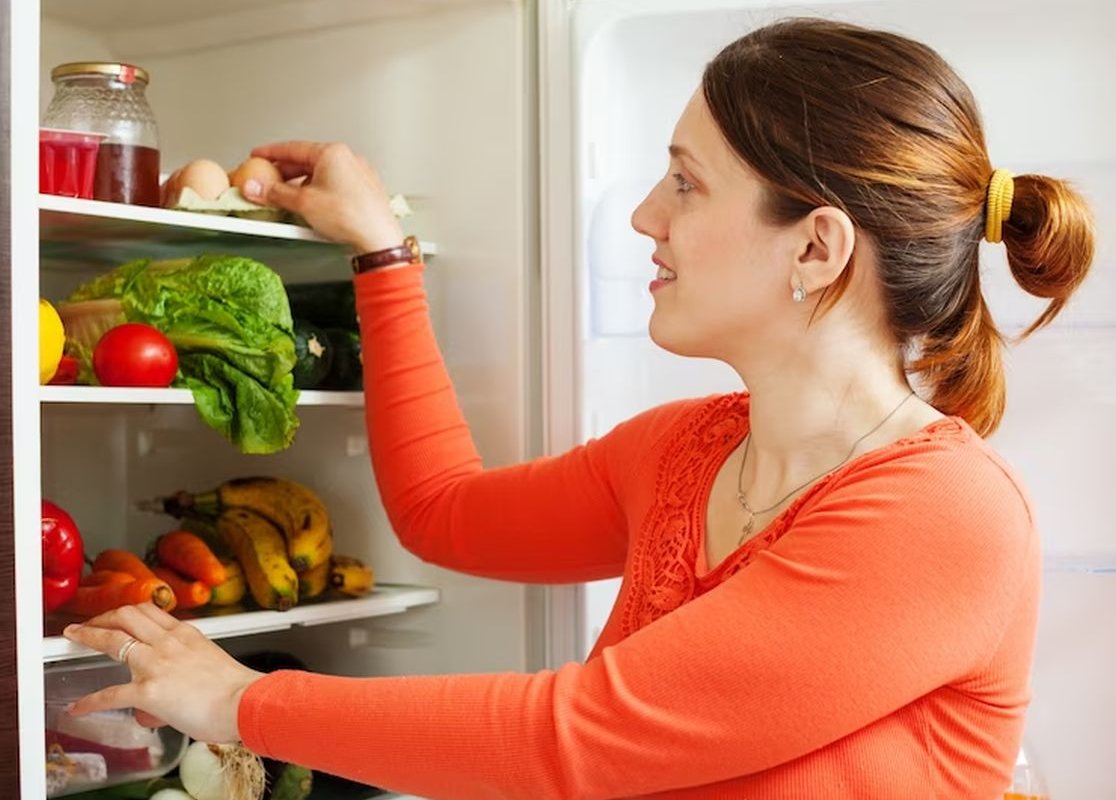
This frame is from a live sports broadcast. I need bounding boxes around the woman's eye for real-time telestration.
[672,173,695,194]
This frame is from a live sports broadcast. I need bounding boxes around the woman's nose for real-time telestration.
[631,183,667,242]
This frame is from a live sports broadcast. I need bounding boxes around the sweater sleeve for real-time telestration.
[238,442,1038,799]
[352,263,685,583]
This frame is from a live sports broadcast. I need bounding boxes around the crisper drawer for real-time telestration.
[44,661,187,798]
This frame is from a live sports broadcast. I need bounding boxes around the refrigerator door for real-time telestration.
[553,0,1116,795]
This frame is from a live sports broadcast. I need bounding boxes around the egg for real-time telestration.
[160,168,183,207]
[176,159,230,201]
[228,157,282,195]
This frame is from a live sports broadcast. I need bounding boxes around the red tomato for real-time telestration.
[93,323,178,387]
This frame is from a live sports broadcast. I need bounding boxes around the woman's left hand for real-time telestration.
[63,603,264,743]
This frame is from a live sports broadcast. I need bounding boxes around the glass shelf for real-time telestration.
[41,385,364,407]
[40,194,437,281]
[43,584,440,663]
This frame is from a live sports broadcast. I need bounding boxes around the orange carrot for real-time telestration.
[152,565,211,610]
[80,570,135,588]
[61,576,176,618]
[92,549,160,583]
[155,531,226,588]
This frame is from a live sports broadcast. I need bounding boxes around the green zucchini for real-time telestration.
[269,763,313,800]
[321,328,362,390]
[292,319,333,390]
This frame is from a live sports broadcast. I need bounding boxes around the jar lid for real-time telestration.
[51,62,150,86]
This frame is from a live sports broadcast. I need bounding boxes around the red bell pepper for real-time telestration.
[47,354,79,385]
[42,500,84,613]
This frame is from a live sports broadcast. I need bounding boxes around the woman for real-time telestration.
[65,18,1094,799]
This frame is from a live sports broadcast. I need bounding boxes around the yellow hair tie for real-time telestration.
[984,168,1014,244]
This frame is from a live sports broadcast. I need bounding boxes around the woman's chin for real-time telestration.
[647,315,669,350]
[648,318,700,358]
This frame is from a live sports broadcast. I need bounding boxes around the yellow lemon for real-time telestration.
[39,299,65,384]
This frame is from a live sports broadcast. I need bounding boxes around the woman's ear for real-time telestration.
[789,206,856,298]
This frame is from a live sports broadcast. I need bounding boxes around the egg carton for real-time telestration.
[166,187,414,225]
[166,186,290,222]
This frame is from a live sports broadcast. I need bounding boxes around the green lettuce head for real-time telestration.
[65,255,300,454]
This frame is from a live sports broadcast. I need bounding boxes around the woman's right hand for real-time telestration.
[243,141,404,254]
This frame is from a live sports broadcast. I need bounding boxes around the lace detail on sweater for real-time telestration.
[621,395,752,637]
[619,397,968,639]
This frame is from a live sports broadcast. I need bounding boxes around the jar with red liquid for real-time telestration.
[42,63,160,207]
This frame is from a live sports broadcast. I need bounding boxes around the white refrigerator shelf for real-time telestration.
[43,584,440,663]
[39,194,437,277]
[40,385,365,407]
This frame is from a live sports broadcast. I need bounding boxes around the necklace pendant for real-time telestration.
[737,495,755,538]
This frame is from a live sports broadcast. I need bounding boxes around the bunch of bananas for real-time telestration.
[155,477,374,611]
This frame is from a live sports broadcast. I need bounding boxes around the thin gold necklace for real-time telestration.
[735,391,915,545]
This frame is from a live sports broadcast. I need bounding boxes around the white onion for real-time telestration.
[180,742,225,800]
[179,741,266,800]
[149,790,194,800]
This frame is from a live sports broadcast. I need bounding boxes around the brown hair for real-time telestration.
[702,18,1095,436]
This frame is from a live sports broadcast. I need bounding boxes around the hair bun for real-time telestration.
[1002,174,1095,335]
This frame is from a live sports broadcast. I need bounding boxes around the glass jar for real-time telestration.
[1005,741,1050,800]
[42,63,161,207]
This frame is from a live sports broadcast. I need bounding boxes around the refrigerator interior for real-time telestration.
[572,0,1116,796]
[24,1,539,797]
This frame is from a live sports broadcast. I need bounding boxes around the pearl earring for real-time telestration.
[792,282,807,303]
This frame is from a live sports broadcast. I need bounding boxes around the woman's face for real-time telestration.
[631,89,803,362]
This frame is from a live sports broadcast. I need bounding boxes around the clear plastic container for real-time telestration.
[42,62,161,207]
[39,129,106,199]
[44,661,187,798]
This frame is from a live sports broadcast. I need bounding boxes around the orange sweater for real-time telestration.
[239,264,1040,799]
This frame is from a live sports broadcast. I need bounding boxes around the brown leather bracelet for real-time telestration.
[351,235,422,274]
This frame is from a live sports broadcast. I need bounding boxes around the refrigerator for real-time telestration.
[2,0,1111,798]
[567,1,1116,798]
